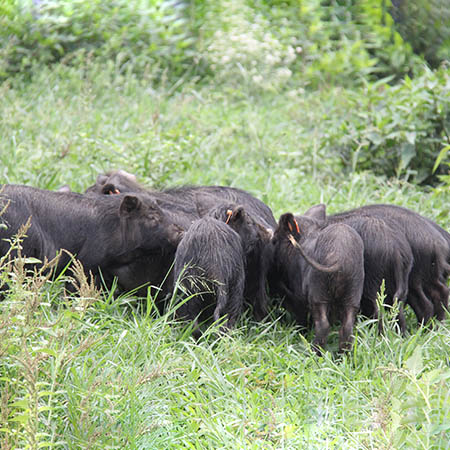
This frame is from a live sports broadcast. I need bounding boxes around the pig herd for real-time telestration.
[1,170,449,354]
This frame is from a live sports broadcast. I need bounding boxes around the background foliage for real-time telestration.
[0,0,193,79]
[0,0,428,83]
[391,0,450,67]
[1,0,449,182]
[328,67,450,183]
[1,0,450,448]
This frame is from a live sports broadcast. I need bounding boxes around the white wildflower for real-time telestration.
[252,74,263,84]
[203,0,297,90]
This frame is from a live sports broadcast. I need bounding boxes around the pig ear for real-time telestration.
[102,183,121,195]
[117,169,137,182]
[224,205,245,225]
[278,213,293,231]
[230,205,245,222]
[278,213,301,237]
[96,173,108,185]
[120,195,142,215]
[304,204,326,221]
[57,184,71,193]
[256,223,273,240]
[168,225,184,245]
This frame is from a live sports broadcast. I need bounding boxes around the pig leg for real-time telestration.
[311,301,330,355]
[338,306,358,353]
[191,318,202,340]
[361,282,382,334]
[425,255,449,321]
[251,277,269,322]
[407,283,434,325]
[278,280,309,329]
[426,279,449,321]
[252,251,272,321]
[393,265,410,334]
[393,299,407,335]
[373,302,383,335]
[216,283,244,333]
[244,267,268,322]
[177,296,203,339]
[213,285,228,331]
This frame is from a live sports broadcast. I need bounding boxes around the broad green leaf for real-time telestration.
[22,257,42,264]
[10,413,29,424]
[432,144,450,173]
[398,142,416,172]
[36,348,57,357]
[404,346,423,376]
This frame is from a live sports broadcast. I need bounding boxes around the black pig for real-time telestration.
[0,185,181,291]
[331,204,450,323]
[83,172,198,300]
[173,215,245,338]
[207,203,274,320]
[272,211,364,353]
[306,204,414,333]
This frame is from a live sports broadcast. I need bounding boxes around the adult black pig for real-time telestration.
[83,171,198,299]
[330,204,450,323]
[0,185,181,290]
[272,211,364,354]
[304,204,414,333]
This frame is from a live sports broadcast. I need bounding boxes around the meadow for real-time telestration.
[1,0,450,448]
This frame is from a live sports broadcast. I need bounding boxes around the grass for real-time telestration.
[1,62,449,449]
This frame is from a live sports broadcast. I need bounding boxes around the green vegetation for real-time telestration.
[391,0,450,67]
[1,0,449,448]
[329,67,450,184]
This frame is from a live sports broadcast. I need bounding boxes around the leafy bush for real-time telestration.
[299,0,421,85]
[390,0,450,67]
[0,0,194,80]
[192,0,423,91]
[1,0,424,87]
[191,0,300,91]
[327,66,450,184]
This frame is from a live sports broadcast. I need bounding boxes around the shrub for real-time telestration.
[300,0,421,85]
[390,0,450,68]
[192,0,298,92]
[1,0,424,88]
[0,0,194,81]
[327,66,450,184]
[194,0,423,90]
